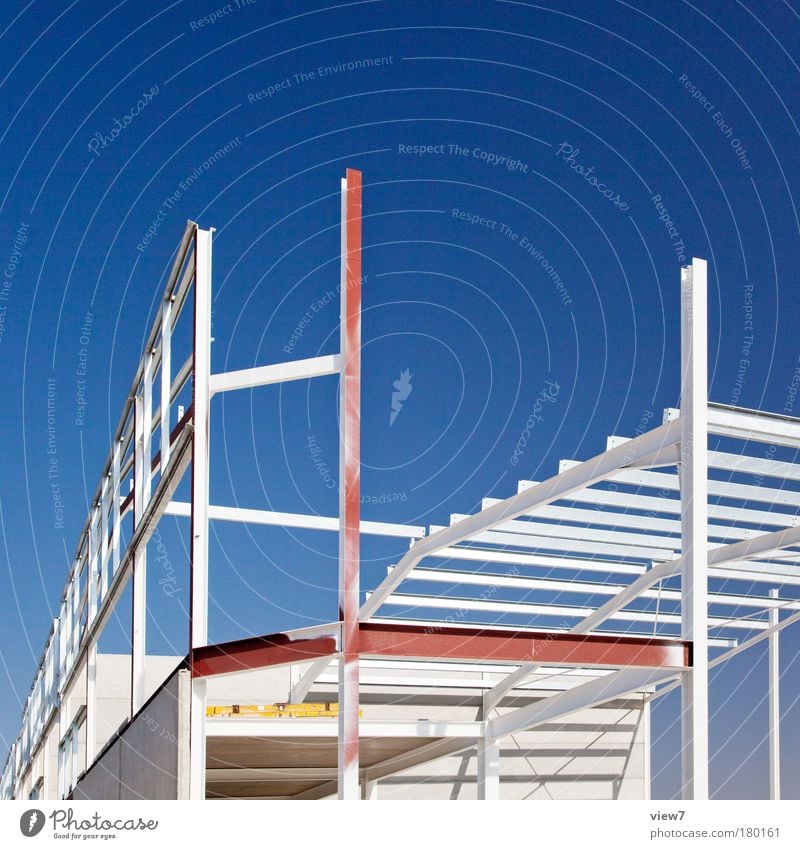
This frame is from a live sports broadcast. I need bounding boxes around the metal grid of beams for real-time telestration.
[3,172,798,803]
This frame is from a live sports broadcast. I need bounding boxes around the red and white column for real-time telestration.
[338,169,362,799]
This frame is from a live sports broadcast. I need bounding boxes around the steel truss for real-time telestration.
[3,173,798,802]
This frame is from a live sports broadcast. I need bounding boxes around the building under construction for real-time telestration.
[2,170,797,801]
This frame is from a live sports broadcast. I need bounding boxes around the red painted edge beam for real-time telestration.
[191,633,338,678]
[358,622,690,668]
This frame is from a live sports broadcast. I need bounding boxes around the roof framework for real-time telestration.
[3,173,798,802]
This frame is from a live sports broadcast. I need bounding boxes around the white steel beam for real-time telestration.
[515,480,799,528]
[429,524,674,561]
[404,566,800,611]
[209,354,342,395]
[99,477,110,601]
[476,733,500,800]
[205,718,484,738]
[361,778,378,800]
[650,601,800,706]
[380,592,765,631]
[430,546,644,575]
[160,298,172,469]
[482,498,759,542]
[164,501,424,539]
[769,587,780,800]
[680,257,709,801]
[189,226,213,801]
[449,513,681,551]
[131,392,147,714]
[559,460,800,510]
[85,643,97,766]
[290,657,332,703]
[360,417,676,621]
[488,665,679,740]
[609,435,800,484]
[707,403,800,450]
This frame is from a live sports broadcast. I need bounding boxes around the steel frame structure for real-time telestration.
[3,170,799,802]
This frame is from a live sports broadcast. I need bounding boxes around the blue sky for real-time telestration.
[1,0,800,799]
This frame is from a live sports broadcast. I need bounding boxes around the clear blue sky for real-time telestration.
[1,0,799,800]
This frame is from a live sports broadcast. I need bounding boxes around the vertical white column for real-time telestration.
[99,475,110,599]
[86,509,99,762]
[111,439,121,577]
[88,515,98,623]
[477,734,500,800]
[131,395,146,713]
[189,227,213,800]
[680,258,709,801]
[69,574,79,671]
[160,298,173,470]
[86,643,97,765]
[769,587,780,800]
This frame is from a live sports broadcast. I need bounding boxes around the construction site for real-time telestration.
[2,169,797,801]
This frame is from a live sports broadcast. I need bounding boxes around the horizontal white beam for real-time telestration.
[482,498,750,541]
[430,525,675,561]
[380,592,766,631]
[359,419,680,619]
[165,501,424,539]
[516,480,800,528]
[706,404,800,450]
[609,435,800,483]
[206,718,484,738]
[206,767,340,782]
[560,459,800,509]
[404,567,800,611]
[430,546,644,575]
[367,616,735,647]
[450,512,681,551]
[209,354,341,395]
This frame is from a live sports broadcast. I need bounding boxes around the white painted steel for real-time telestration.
[189,227,213,800]
[403,567,800,611]
[427,525,675,562]
[515,480,800,528]
[380,592,766,631]
[707,404,800,450]
[164,501,424,539]
[769,587,780,800]
[209,353,342,395]
[680,258,709,801]
[477,734,500,800]
[488,666,679,740]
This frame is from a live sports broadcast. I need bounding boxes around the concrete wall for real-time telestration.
[93,653,183,757]
[73,664,190,800]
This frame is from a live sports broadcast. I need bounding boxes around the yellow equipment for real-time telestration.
[206,702,360,719]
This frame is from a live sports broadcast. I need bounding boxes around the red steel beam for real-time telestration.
[358,622,690,669]
[190,621,688,679]
[192,632,338,678]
